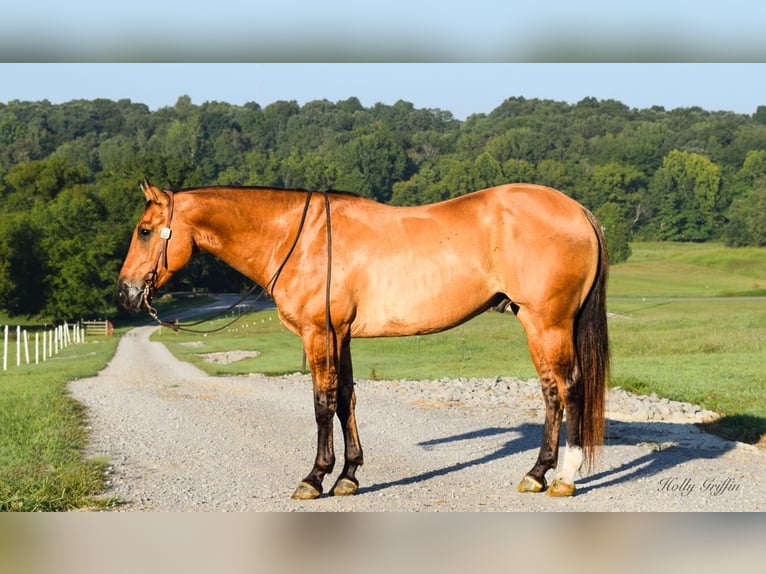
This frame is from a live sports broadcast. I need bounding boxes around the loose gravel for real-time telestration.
[68,326,765,511]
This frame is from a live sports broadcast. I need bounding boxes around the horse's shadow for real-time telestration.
[358,416,754,495]
[358,425,534,495]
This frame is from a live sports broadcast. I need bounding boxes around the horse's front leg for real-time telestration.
[330,338,364,496]
[291,331,339,500]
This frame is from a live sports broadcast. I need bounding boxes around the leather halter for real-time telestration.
[142,190,175,320]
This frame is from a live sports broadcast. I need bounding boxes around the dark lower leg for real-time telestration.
[336,381,363,482]
[331,343,363,494]
[525,380,563,487]
[300,389,336,494]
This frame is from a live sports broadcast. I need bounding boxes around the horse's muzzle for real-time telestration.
[117,280,146,312]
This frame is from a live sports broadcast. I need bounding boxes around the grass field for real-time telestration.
[0,329,121,511]
[155,242,766,446]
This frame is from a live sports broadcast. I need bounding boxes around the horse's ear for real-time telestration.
[140,179,165,204]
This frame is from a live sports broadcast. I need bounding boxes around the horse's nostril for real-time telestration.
[117,281,138,310]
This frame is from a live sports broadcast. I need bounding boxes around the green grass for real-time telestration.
[156,310,537,380]
[609,242,766,297]
[0,334,121,511]
[0,293,229,512]
[607,242,766,444]
[607,298,766,443]
[155,242,766,447]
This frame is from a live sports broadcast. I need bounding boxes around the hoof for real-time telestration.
[546,479,576,497]
[291,481,322,500]
[331,477,359,496]
[516,474,546,493]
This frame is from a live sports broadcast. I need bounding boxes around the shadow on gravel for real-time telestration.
[575,418,738,495]
[359,418,743,496]
[358,424,542,495]
[698,414,766,447]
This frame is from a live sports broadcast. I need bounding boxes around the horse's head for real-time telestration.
[117,180,195,314]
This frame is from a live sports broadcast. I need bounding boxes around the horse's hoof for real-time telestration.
[546,479,576,497]
[516,474,546,493]
[331,477,359,496]
[291,481,322,500]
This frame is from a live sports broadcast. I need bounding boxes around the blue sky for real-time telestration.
[1,64,765,119]
[2,3,766,118]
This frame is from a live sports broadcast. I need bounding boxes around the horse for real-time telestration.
[117,180,609,499]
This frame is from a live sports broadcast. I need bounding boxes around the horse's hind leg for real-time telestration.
[516,314,581,496]
[330,339,364,496]
[548,360,583,497]
[516,330,563,493]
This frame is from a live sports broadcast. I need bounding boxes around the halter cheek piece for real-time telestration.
[142,190,175,323]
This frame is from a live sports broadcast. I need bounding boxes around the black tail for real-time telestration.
[577,208,610,470]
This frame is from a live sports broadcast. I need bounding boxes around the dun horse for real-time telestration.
[117,180,609,499]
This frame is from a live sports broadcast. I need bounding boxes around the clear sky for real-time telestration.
[1,64,765,120]
[2,2,766,118]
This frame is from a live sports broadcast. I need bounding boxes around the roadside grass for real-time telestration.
[155,242,766,447]
[0,293,226,512]
[0,333,121,511]
[607,298,766,444]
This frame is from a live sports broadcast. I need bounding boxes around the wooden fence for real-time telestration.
[81,319,113,337]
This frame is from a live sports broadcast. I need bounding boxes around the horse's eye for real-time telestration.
[139,228,152,238]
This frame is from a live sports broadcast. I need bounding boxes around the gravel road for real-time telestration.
[69,326,765,511]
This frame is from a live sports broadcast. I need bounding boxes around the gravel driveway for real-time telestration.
[68,326,765,511]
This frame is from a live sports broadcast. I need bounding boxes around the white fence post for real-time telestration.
[23,330,29,365]
[1,322,88,372]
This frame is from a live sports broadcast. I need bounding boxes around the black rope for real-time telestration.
[323,191,334,374]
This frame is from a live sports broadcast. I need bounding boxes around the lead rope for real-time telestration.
[323,191,334,375]
[148,190,318,334]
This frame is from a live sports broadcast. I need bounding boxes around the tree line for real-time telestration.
[1,95,765,319]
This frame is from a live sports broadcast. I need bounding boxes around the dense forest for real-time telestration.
[1,95,765,319]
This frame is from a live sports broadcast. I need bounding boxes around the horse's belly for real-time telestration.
[349,275,494,337]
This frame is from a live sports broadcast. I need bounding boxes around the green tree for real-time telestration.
[473,152,505,189]
[332,128,410,201]
[501,158,536,183]
[4,156,90,209]
[724,185,766,246]
[584,161,647,225]
[534,159,575,194]
[594,202,631,264]
[724,150,766,246]
[41,187,119,318]
[0,210,48,317]
[644,150,723,241]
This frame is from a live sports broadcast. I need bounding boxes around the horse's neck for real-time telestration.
[185,189,306,287]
